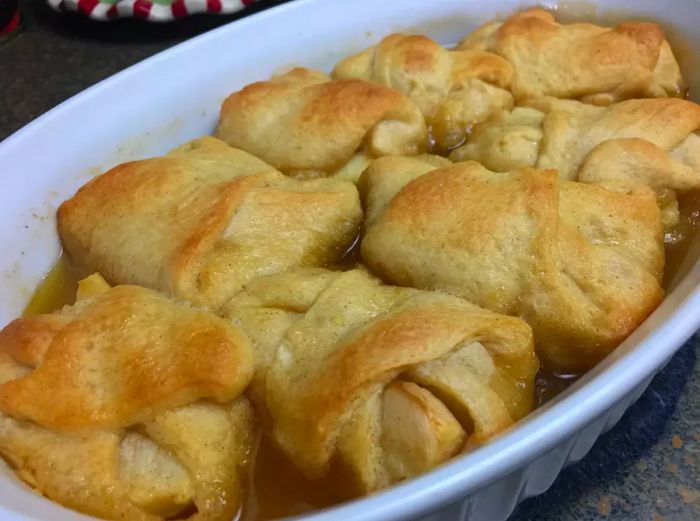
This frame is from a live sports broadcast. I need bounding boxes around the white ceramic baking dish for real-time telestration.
[1,1,700,520]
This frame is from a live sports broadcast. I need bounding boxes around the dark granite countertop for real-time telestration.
[1,2,699,520]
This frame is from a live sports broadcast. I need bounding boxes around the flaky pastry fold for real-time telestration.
[216,68,427,180]
[58,137,362,310]
[451,98,700,228]
[225,268,537,493]
[361,158,665,371]
[457,8,684,103]
[333,33,514,150]
[0,276,255,521]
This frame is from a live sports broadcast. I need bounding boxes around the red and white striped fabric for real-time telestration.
[46,0,256,21]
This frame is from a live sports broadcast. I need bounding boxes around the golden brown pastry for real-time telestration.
[457,8,685,102]
[216,67,427,180]
[58,137,362,310]
[529,97,700,181]
[0,275,255,521]
[448,107,545,172]
[333,33,513,150]
[361,160,665,371]
[224,268,538,493]
[451,98,700,228]
[359,155,452,229]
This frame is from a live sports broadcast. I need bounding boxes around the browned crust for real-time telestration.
[0,285,253,431]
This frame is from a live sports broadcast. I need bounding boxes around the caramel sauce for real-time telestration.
[663,191,700,288]
[242,436,344,521]
[536,368,581,407]
[22,253,82,317]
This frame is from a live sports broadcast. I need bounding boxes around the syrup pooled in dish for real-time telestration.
[3,7,700,521]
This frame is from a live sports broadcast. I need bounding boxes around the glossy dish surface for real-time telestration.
[2,1,700,521]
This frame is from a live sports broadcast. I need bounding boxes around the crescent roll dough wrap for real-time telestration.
[451,98,700,228]
[225,268,537,493]
[58,137,362,310]
[216,68,428,179]
[0,276,255,521]
[361,159,665,371]
[332,33,514,150]
[457,8,684,102]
